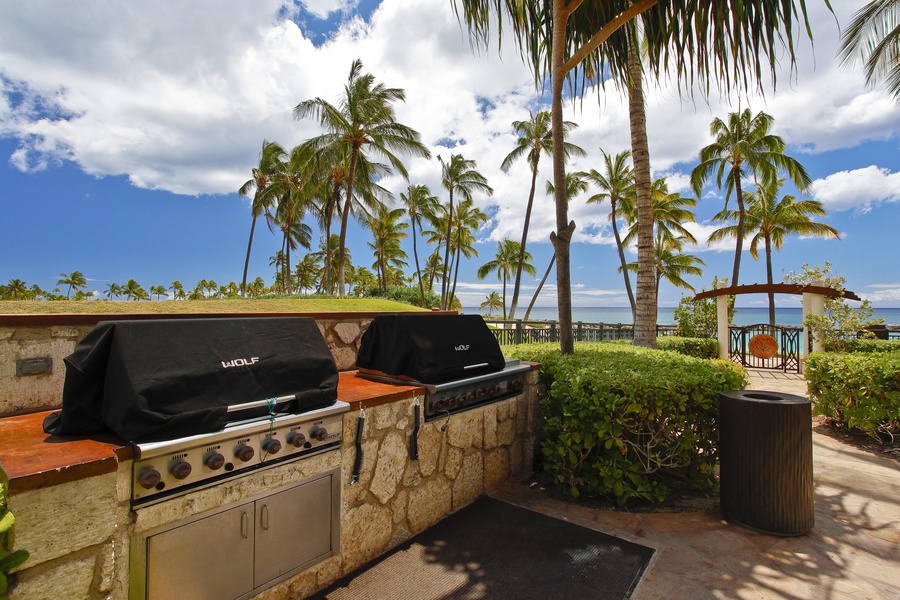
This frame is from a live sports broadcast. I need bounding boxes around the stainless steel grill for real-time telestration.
[131,399,349,506]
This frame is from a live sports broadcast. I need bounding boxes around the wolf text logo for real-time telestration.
[454,345,470,351]
[221,357,260,368]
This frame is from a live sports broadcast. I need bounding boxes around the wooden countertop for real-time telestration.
[0,371,420,495]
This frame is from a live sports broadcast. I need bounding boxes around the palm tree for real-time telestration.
[624,235,705,304]
[709,178,839,325]
[104,282,122,300]
[150,285,167,301]
[454,0,828,354]
[367,204,409,295]
[501,110,585,320]
[311,235,349,294]
[123,279,146,301]
[448,199,488,308]
[239,140,286,297]
[57,271,87,299]
[478,239,535,320]
[438,154,493,309]
[690,109,811,286]
[401,184,440,306]
[248,277,268,298]
[295,254,321,294]
[170,280,186,300]
[294,58,431,295]
[840,0,900,101]
[581,149,636,317]
[4,279,29,300]
[621,178,698,251]
[268,253,285,293]
[481,291,504,317]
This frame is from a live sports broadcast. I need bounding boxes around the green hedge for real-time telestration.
[511,342,746,506]
[657,336,719,359]
[824,338,900,354]
[806,351,900,439]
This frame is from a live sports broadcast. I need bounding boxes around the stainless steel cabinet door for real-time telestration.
[147,502,255,600]
[254,474,334,588]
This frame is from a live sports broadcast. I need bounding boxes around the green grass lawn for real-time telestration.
[0,298,428,315]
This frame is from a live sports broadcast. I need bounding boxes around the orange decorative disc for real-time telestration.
[749,333,778,358]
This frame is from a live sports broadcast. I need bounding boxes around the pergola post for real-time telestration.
[802,279,827,367]
[717,280,730,360]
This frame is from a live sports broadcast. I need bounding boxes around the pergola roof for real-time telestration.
[692,283,861,302]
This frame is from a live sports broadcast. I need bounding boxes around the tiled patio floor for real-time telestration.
[488,369,900,599]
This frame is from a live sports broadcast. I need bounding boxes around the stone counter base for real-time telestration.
[7,370,544,599]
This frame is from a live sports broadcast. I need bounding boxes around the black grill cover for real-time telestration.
[43,317,338,442]
[356,314,505,383]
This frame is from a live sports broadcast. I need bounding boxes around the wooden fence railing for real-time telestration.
[483,319,678,345]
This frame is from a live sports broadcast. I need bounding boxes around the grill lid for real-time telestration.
[43,317,338,442]
[356,314,505,383]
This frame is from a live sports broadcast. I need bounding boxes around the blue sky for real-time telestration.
[2,1,900,309]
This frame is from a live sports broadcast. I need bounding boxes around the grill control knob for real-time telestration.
[310,426,329,442]
[510,379,523,390]
[170,460,192,480]
[205,452,225,470]
[137,468,162,489]
[235,445,255,462]
[288,432,307,447]
[465,391,475,402]
[263,438,282,454]
[476,388,485,398]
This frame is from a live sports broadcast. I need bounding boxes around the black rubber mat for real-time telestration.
[313,496,654,600]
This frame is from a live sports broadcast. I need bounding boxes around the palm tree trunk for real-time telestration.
[502,272,508,320]
[283,233,292,295]
[338,148,360,296]
[240,214,257,298]
[524,254,555,321]
[629,32,657,349]
[610,201,636,318]
[551,0,575,354]
[509,161,539,320]
[441,191,455,309]
[412,220,425,306]
[765,233,776,326]
[450,232,462,309]
[325,184,340,294]
[732,174,746,287]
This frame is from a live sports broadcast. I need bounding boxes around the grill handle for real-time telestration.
[226,395,297,413]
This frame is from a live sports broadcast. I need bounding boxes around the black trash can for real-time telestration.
[719,390,814,536]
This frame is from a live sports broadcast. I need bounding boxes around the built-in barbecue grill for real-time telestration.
[355,314,530,419]
[43,317,349,506]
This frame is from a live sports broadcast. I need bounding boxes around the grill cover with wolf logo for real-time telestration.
[356,314,505,383]
[43,317,338,442]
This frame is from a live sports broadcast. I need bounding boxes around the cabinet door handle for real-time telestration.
[241,511,249,538]
[261,504,269,530]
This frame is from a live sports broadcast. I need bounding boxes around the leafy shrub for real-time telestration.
[824,338,900,354]
[1,482,29,600]
[657,336,718,359]
[510,342,746,506]
[364,285,440,308]
[806,352,900,440]
[785,262,883,352]
[673,276,733,338]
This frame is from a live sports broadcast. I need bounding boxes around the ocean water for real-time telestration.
[464,306,900,327]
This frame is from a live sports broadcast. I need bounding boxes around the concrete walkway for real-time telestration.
[489,369,900,599]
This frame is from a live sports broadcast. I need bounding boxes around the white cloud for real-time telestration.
[1,0,897,228]
[809,166,900,213]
